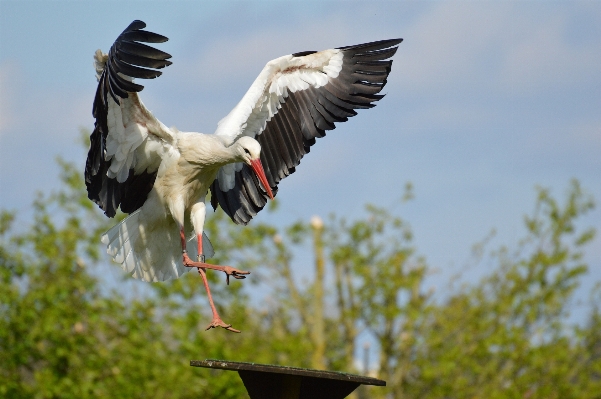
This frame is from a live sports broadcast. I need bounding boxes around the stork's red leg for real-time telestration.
[196,266,241,333]
[179,229,250,283]
[179,227,244,333]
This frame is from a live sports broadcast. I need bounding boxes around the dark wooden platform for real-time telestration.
[190,359,385,399]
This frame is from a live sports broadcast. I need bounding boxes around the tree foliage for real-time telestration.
[1,153,598,398]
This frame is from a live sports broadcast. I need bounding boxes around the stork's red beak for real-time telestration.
[249,159,274,200]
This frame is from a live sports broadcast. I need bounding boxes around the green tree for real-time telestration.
[401,181,599,399]
[252,180,599,398]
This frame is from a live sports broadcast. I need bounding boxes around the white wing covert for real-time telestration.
[210,39,403,225]
[85,20,178,218]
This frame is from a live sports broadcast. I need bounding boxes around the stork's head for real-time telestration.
[234,136,261,163]
[234,136,274,200]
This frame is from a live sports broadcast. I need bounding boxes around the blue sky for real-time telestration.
[1,1,600,321]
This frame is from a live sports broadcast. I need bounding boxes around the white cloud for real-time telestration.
[175,16,356,90]
[500,12,601,91]
[0,60,92,140]
[400,100,498,135]
[396,2,601,93]
[399,2,511,91]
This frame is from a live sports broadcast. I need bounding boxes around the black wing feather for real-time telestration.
[120,30,169,44]
[85,20,171,217]
[112,56,163,79]
[118,40,172,61]
[117,50,172,69]
[211,38,402,225]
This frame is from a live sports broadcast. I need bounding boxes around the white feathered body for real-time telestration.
[101,132,237,282]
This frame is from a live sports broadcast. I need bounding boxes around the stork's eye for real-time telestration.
[244,148,251,155]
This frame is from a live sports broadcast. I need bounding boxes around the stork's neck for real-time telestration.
[178,133,244,168]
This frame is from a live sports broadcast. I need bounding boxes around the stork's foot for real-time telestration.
[182,253,250,285]
[205,317,241,333]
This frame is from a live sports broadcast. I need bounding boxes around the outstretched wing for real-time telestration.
[210,38,402,225]
[85,20,178,218]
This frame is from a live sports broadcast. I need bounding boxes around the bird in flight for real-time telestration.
[86,20,401,332]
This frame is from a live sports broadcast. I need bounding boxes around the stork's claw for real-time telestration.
[224,267,249,285]
[205,318,241,333]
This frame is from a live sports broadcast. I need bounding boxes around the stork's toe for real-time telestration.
[205,318,241,333]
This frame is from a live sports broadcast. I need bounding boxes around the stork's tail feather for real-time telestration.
[101,210,214,282]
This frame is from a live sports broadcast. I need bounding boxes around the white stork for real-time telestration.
[86,20,402,332]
